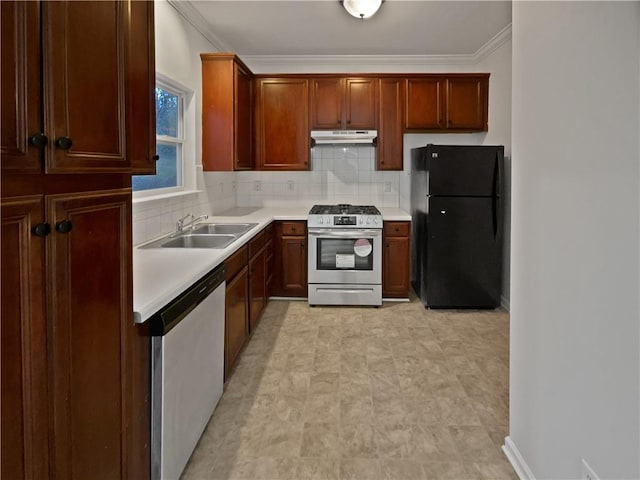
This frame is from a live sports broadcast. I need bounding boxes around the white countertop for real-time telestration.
[133,206,411,323]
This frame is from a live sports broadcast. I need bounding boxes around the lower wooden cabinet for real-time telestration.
[272,221,307,297]
[1,196,48,480]
[1,188,145,480]
[248,232,267,332]
[224,246,248,378]
[224,224,273,378]
[383,221,411,298]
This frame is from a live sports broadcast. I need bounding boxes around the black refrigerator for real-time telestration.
[411,144,504,308]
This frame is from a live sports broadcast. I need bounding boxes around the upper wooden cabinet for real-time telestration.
[255,78,310,170]
[127,0,157,174]
[310,77,377,130]
[446,76,488,131]
[1,1,155,175]
[405,77,445,130]
[0,2,41,174]
[405,74,489,132]
[201,53,253,171]
[377,77,405,170]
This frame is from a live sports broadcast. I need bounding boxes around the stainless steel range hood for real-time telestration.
[311,130,378,146]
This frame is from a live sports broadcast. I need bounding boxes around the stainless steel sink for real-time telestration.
[160,234,237,249]
[139,222,259,250]
[191,223,257,235]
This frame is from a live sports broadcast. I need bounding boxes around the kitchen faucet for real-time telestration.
[176,213,209,233]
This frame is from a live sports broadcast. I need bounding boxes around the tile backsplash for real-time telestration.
[132,146,401,245]
[236,145,400,208]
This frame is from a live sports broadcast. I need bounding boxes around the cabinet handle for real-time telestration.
[55,220,73,234]
[55,136,73,150]
[29,133,48,148]
[153,154,160,161]
[301,242,305,247]
[31,223,51,237]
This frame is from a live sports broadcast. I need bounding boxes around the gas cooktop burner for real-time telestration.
[309,204,381,215]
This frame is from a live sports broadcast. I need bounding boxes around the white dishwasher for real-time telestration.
[149,264,225,480]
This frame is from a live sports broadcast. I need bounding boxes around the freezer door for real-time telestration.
[422,196,502,308]
[427,145,503,197]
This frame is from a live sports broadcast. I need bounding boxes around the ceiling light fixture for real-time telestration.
[341,0,383,19]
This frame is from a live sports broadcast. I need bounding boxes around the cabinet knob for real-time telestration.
[55,136,73,150]
[301,242,305,247]
[153,154,160,161]
[31,223,51,237]
[29,133,48,148]
[55,220,73,234]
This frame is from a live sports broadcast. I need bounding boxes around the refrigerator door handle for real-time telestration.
[492,194,501,241]
[492,153,502,198]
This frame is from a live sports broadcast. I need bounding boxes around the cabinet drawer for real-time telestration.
[248,230,267,258]
[225,245,248,281]
[281,221,306,236]
[384,221,410,237]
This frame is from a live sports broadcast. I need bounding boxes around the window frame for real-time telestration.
[133,74,192,198]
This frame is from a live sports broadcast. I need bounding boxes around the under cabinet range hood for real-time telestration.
[310,130,378,146]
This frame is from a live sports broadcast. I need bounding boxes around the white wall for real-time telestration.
[508,2,640,478]
[133,0,235,245]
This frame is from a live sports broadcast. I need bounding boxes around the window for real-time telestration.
[132,81,185,193]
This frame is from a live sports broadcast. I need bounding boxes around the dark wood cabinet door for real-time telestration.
[128,0,156,174]
[225,266,248,378]
[46,189,132,480]
[383,236,411,298]
[272,222,307,297]
[377,78,404,171]
[249,249,266,331]
[43,1,128,173]
[405,78,445,130]
[280,236,307,296]
[235,64,253,170]
[1,196,49,480]
[1,1,42,174]
[345,78,377,129]
[255,78,309,170]
[310,78,343,129]
[446,76,488,131]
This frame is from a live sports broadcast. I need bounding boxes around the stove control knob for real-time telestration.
[319,218,323,225]
[373,218,379,224]
[366,218,371,224]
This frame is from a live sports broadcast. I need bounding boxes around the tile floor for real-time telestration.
[181,298,517,480]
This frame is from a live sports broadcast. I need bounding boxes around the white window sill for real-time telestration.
[132,189,202,205]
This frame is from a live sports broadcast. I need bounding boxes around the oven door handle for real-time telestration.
[308,229,382,238]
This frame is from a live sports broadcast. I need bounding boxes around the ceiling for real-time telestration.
[188,1,512,57]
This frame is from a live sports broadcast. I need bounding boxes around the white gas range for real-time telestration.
[307,204,383,306]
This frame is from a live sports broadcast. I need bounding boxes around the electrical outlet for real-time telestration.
[254,180,262,192]
[287,180,295,191]
[581,459,600,480]
[384,181,392,193]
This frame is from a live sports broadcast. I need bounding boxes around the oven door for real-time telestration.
[308,228,382,285]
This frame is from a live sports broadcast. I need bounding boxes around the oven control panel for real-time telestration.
[334,216,356,226]
[308,214,383,228]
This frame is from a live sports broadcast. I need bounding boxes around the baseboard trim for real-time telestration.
[503,436,536,480]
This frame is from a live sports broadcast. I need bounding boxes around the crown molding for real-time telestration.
[473,23,512,63]
[167,0,512,72]
[166,0,231,52]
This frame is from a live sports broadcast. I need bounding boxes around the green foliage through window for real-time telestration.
[133,85,182,192]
